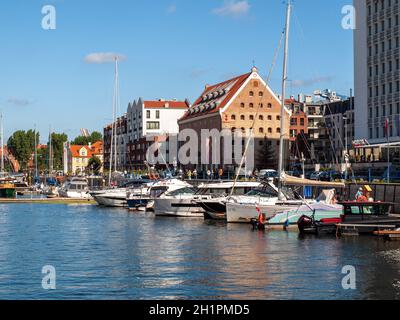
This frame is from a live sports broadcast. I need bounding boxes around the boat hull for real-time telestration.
[93,195,127,207]
[226,202,301,223]
[154,198,205,217]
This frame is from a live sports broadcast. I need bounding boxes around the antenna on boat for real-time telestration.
[278,0,292,201]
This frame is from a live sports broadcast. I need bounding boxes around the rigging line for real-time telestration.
[230,30,285,196]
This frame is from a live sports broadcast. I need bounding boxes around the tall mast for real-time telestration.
[278,0,291,200]
[49,126,53,175]
[34,124,38,179]
[109,56,119,186]
[114,57,119,173]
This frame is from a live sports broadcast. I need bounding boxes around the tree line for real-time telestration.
[6,130,103,173]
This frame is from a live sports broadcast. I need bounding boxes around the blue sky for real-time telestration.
[0,0,354,143]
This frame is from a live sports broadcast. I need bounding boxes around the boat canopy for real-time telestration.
[282,174,345,188]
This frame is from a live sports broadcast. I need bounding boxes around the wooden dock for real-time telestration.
[0,197,96,205]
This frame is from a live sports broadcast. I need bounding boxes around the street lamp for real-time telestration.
[343,116,349,180]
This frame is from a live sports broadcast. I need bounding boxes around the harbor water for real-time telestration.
[0,203,400,300]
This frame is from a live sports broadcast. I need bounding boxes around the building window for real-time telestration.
[146,122,160,130]
[267,103,272,108]
[277,128,281,133]
[231,115,236,120]
[249,115,254,121]
[259,128,264,134]
[259,91,264,97]
[259,115,264,121]
[268,115,272,120]
[240,103,245,108]
[249,103,254,108]
[156,110,160,119]
[277,116,281,121]
[268,128,272,133]
[240,115,245,120]
[249,91,254,97]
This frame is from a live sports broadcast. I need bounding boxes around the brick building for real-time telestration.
[178,67,291,172]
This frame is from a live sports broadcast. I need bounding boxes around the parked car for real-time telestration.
[258,169,278,180]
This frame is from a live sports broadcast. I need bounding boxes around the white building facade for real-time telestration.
[354,0,400,144]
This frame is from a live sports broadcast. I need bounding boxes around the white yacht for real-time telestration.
[225,182,304,223]
[127,179,191,211]
[91,179,152,207]
[58,177,92,199]
[154,181,252,218]
[195,181,262,220]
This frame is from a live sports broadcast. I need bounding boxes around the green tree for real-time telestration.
[257,138,277,170]
[50,132,68,171]
[7,130,39,171]
[87,156,102,175]
[71,131,103,145]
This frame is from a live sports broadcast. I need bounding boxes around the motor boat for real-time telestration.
[126,179,191,211]
[58,177,91,199]
[91,179,152,207]
[266,189,343,228]
[196,181,262,220]
[154,181,246,218]
[225,181,304,223]
[298,201,400,236]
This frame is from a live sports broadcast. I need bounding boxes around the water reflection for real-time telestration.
[0,204,399,299]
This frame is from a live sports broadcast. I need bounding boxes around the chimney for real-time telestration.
[298,94,303,103]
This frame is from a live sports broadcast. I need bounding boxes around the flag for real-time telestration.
[384,118,389,139]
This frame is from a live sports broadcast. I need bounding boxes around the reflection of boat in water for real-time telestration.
[298,201,400,235]
[59,177,92,199]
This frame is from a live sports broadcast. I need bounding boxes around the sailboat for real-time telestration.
[42,128,59,198]
[91,57,133,207]
[225,1,345,224]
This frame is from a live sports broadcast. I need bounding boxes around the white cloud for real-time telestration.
[84,52,127,64]
[166,4,177,14]
[7,98,34,106]
[291,76,334,88]
[212,0,250,17]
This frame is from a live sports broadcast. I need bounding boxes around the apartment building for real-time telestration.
[354,0,400,143]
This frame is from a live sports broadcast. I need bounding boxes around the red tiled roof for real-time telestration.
[70,145,92,158]
[91,141,103,155]
[143,100,189,109]
[180,72,252,121]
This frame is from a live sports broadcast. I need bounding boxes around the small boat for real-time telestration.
[126,179,190,211]
[265,189,343,228]
[58,177,92,199]
[92,179,152,207]
[196,181,262,220]
[0,178,16,198]
[225,181,304,223]
[298,201,400,236]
